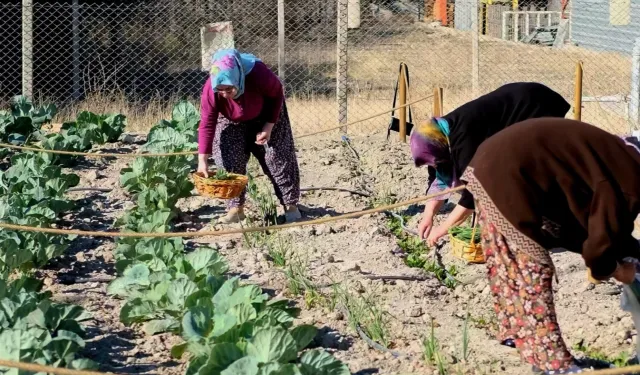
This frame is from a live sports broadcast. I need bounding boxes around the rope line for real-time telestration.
[0,187,464,238]
[2,349,640,375]
[0,359,120,375]
[0,95,433,158]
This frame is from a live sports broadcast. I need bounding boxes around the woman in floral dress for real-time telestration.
[460,117,640,374]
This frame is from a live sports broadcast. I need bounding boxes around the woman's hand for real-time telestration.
[426,205,474,247]
[418,214,434,240]
[256,123,274,145]
[427,225,448,247]
[612,261,637,285]
[198,154,210,178]
[418,200,444,239]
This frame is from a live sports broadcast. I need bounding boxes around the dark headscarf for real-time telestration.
[428,82,571,209]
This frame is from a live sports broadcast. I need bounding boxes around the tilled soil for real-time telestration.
[34,131,637,375]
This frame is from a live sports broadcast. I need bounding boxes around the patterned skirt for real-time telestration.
[463,167,574,372]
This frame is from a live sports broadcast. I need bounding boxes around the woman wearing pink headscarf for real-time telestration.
[198,49,301,224]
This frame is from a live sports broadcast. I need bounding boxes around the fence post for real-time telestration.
[72,0,81,101]
[399,63,407,142]
[471,0,479,97]
[574,61,583,121]
[278,0,285,80]
[433,87,443,117]
[630,38,640,131]
[337,0,348,133]
[22,0,33,99]
[347,0,361,29]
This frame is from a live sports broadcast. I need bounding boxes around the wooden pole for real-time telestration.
[574,61,583,121]
[72,0,81,101]
[471,0,479,97]
[399,63,407,142]
[433,87,443,117]
[337,0,348,133]
[22,0,33,98]
[278,0,285,80]
[347,0,361,29]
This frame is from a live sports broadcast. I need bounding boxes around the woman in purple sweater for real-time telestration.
[197,49,301,224]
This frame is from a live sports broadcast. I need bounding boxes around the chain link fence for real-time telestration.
[1,0,639,136]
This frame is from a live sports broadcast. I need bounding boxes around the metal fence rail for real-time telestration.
[1,0,639,136]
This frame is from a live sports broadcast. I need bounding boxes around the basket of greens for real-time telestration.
[192,168,248,199]
[448,225,485,264]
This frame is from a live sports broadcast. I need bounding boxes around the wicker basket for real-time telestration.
[449,235,485,264]
[449,222,485,264]
[192,171,249,199]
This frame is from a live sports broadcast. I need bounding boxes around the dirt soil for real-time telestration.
[34,130,638,375]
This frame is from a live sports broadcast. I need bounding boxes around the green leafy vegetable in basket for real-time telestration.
[213,168,232,180]
[449,226,481,244]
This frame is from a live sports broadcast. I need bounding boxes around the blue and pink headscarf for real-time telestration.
[410,118,458,198]
[210,49,261,99]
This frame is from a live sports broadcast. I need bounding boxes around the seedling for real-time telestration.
[386,213,459,288]
[333,284,391,348]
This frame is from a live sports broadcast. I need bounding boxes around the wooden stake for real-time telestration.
[433,87,443,117]
[399,63,407,142]
[574,61,583,121]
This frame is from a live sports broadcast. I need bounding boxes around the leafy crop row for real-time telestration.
[0,96,130,371]
[0,155,96,371]
[0,96,126,165]
[109,101,350,375]
[0,153,80,276]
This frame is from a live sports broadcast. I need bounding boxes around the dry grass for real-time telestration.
[53,24,635,136]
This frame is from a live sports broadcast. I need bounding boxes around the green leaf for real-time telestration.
[198,343,243,375]
[182,306,213,341]
[258,308,295,328]
[220,357,259,375]
[290,325,317,351]
[69,358,99,370]
[258,363,302,375]
[185,248,228,276]
[120,299,156,325]
[172,101,200,124]
[144,319,179,335]
[171,342,188,359]
[125,263,151,284]
[212,313,237,338]
[299,350,350,375]
[229,304,257,325]
[167,278,198,309]
[245,326,298,364]
[186,356,208,375]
